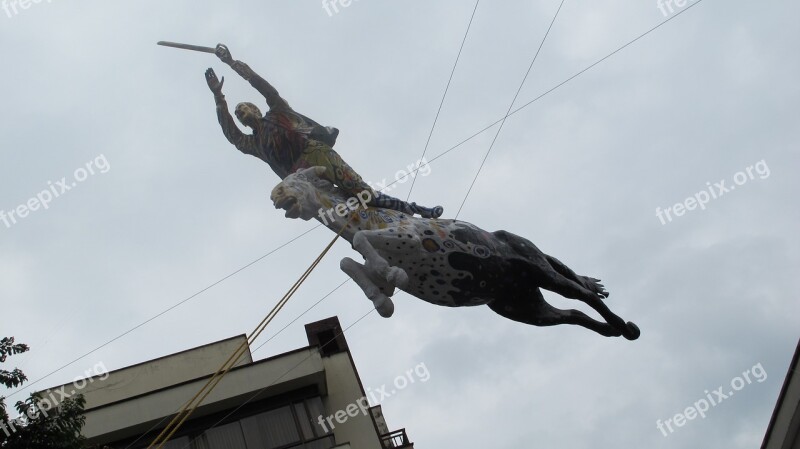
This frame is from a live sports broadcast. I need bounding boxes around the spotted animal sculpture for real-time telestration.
[271,167,640,340]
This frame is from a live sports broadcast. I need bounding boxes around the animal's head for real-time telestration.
[271,166,331,220]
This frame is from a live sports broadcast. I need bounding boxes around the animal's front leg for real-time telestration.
[352,231,409,290]
[340,257,395,317]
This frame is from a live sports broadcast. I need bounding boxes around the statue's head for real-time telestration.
[235,102,262,128]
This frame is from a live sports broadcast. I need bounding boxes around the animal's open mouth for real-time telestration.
[274,196,298,211]
[274,195,304,219]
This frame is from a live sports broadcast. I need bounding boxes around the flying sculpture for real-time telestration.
[160,41,640,340]
[272,167,640,340]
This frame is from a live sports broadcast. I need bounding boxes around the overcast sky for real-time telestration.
[1,0,798,448]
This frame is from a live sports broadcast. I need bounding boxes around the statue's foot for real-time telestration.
[373,295,395,318]
[414,204,444,219]
[385,266,409,290]
[582,276,609,298]
[623,321,640,340]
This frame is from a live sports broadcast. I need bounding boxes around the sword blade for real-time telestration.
[157,41,216,54]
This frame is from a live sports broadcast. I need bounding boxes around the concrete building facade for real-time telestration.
[39,316,414,449]
[762,339,800,449]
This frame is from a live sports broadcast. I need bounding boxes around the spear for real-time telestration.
[157,41,217,54]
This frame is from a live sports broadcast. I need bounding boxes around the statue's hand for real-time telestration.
[215,44,233,64]
[205,68,224,94]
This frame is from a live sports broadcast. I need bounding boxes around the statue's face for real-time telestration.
[235,102,262,127]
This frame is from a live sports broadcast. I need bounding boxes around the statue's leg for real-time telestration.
[515,258,637,339]
[493,231,599,300]
[495,230,597,291]
[538,272,640,337]
[301,142,443,218]
[352,230,410,289]
[545,255,609,298]
[493,230,638,339]
[340,257,395,317]
[487,291,623,337]
[549,279,638,339]
[370,192,444,219]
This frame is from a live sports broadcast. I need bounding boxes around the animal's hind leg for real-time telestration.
[538,272,640,339]
[494,231,591,294]
[533,257,641,339]
[494,230,639,340]
[340,257,395,317]
[495,231,608,298]
[488,291,623,337]
[545,255,608,298]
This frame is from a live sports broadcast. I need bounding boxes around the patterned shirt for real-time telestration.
[214,61,338,179]
[216,101,319,178]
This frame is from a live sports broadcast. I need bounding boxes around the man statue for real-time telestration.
[205,44,443,219]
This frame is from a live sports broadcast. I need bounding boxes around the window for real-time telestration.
[161,436,190,449]
[151,397,336,449]
[241,405,300,448]
[197,421,248,449]
[295,403,315,440]
[300,397,332,439]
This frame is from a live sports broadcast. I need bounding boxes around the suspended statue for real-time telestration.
[156,40,638,339]
[203,44,443,219]
[271,167,641,340]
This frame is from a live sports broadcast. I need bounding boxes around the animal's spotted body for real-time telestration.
[360,218,501,307]
[271,167,640,340]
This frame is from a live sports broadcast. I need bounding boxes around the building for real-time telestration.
[39,317,414,449]
[762,338,800,449]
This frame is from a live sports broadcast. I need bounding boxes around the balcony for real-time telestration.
[380,429,413,448]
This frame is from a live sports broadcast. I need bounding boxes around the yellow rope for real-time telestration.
[147,212,357,448]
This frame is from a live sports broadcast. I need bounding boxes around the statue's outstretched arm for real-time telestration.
[215,44,290,111]
[205,68,256,154]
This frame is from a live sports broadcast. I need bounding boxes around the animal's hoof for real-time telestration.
[431,206,444,219]
[374,295,395,318]
[386,267,409,290]
[623,321,640,340]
